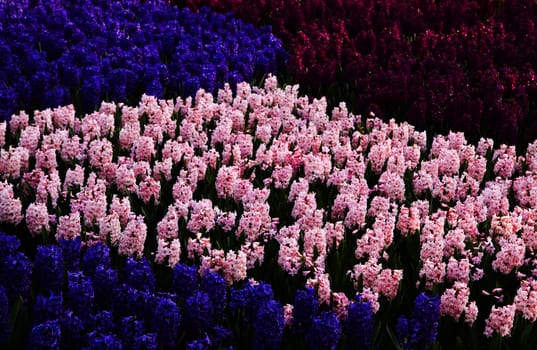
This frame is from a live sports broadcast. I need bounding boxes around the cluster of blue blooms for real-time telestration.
[0,230,441,348]
[0,232,236,349]
[0,0,288,120]
[396,292,441,350]
[290,287,374,350]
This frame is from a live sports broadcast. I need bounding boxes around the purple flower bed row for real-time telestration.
[0,231,439,349]
[182,0,537,147]
[0,0,287,119]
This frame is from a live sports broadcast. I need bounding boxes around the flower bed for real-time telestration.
[1,76,537,347]
[0,0,287,119]
[181,0,537,147]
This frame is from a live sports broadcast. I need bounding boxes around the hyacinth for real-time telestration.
[183,291,213,336]
[2,251,32,303]
[0,232,20,266]
[60,311,85,348]
[0,0,287,120]
[230,281,275,325]
[345,294,374,349]
[172,263,199,301]
[305,311,342,350]
[33,292,63,324]
[92,265,119,309]
[80,243,111,278]
[86,331,122,350]
[151,296,181,348]
[200,270,227,320]
[66,271,95,320]
[59,237,81,271]
[28,320,61,350]
[123,257,156,293]
[397,293,441,349]
[292,286,319,332]
[252,299,284,350]
[33,245,64,294]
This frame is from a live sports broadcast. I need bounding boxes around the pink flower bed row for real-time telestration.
[2,75,537,341]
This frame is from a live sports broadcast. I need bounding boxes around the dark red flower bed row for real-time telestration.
[179,0,537,147]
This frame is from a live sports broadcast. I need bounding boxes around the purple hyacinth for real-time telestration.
[60,310,85,348]
[92,265,119,309]
[86,331,123,350]
[33,245,64,294]
[186,334,212,350]
[81,243,111,278]
[33,292,63,324]
[200,271,227,320]
[230,281,275,324]
[123,257,156,292]
[0,232,20,267]
[119,316,157,350]
[2,251,32,303]
[66,271,94,321]
[0,286,8,343]
[59,237,81,271]
[345,294,374,349]
[28,320,61,350]
[90,310,115,333]
[253,300,284,350]
[396,292,441,349]
[305,311,342,350]
[292,287,319,332]
[171,263,199,301]
[183,290,213,336]
[151,296,180,348]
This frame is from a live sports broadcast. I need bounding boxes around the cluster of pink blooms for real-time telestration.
[4,75,537,337]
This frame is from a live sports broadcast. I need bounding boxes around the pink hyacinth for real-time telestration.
[514,279,537,322]
[374,268,403,300]
[19,126,41,155]
[492,236,526,274]
[98,213,121,245]
[137,176,161,204]
[484,304,516,338]
[157,206,180,240]
[131,135,156,162]
[118,215,147,258]
[215,165,238,198]
[56,212,81,241]
[25,202,50,236]
[187,199,216,233]
[440,281,470,320]
[187,233,212,260]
